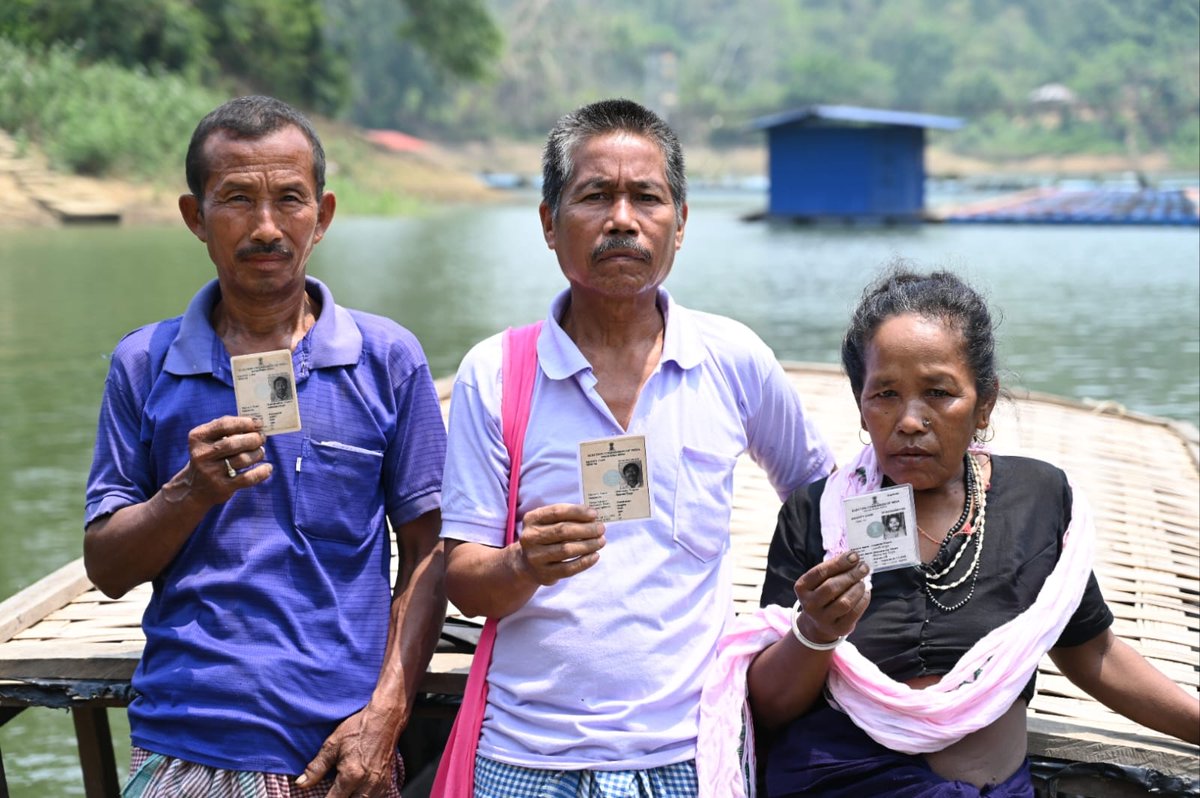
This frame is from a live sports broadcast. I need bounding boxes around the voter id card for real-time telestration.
[842,484,920,572]
[230,349,301,435]
[578,435,651,522]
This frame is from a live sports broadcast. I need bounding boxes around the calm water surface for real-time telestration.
[0,191,1197,795]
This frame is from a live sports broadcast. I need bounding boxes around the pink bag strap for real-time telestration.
[500,321,543,543]
[429,321,542,798]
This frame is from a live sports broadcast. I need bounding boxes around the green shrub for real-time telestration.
[949,111,1124,160]
[0,38,222,177]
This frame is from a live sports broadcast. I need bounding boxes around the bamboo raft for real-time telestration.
[1,364,1197,797]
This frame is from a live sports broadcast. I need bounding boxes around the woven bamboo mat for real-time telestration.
[2,364,1197,744]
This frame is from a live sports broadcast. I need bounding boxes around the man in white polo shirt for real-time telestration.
[439,98,835,797]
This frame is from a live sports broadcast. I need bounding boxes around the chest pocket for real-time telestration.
[672,446,738,562]
[294,439,385,545]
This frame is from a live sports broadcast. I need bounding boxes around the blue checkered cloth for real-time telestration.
[474,756,698,798]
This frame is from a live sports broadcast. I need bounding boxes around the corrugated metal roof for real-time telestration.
[751,104,964,131]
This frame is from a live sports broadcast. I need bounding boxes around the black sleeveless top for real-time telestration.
[760,455,1113,704]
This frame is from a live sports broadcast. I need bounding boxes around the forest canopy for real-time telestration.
[472,0,1197,163]
[1,0,1196,170]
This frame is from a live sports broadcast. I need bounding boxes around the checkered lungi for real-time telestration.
[124,746,404,798]
[474,755,698,798]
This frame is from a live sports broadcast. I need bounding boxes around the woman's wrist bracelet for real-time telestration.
[790,599,845,651]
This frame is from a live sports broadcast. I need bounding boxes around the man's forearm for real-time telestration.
[83,472,213,597]
[445,540,541,619]
[369,511,447,732]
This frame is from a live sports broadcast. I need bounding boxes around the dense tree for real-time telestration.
[1,0,1195,165]
[0,0,213,75]
[0,0,344,110]
[325,0,501,133]
[469,0,1196,162]
[198,0,346,113]
[0,0,503,119]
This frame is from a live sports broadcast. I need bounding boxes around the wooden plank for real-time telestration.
[0,641,141,681]
[0,558,93,644]
[15,633,141,647]
[1027,716,1199,773]
[46,626,144,642]
[72,708,120,798]
[61,617,143,633]
[10,620,73,638]
[45,602,142,622]
[0,679,135,710]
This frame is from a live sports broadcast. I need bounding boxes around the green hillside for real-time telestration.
[2,0,1196,199]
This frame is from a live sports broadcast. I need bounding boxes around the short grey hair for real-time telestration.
[541,98,686,224]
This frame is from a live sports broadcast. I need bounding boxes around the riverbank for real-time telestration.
[0,125,506,229]
[0,125,1190,229]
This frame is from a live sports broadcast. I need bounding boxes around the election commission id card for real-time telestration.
[230,349,301,435]
[842,484,920,572]
[579,435,651,523]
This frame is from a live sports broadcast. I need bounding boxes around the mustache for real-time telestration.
[236,242,293,259]
[592,236,651,262]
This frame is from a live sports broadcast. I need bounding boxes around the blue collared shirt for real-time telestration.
[85,277,446,773]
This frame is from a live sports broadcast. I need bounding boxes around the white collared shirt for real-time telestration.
[441,288,833,769]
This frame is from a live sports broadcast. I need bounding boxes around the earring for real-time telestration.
[858,428,870,445]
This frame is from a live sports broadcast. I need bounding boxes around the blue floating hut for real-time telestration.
[750,105,964,223]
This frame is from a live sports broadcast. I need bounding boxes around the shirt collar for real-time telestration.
[537,287,706,381]
[163,276,361,376]
[307,278,362,369]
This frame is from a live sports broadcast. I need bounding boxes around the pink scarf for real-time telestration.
[697,445,1096,797]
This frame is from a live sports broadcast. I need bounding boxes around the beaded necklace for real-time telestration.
[920,454,977,578]
[920,454,988,612]
[916,480,972,545]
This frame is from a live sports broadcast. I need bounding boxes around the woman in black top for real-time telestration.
[743,269,1199,797]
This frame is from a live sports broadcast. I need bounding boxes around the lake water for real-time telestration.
[0,190,1197,795]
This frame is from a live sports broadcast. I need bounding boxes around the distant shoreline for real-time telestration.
[1,136,1195,230]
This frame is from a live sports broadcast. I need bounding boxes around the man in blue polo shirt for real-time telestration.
[83,96,446,797]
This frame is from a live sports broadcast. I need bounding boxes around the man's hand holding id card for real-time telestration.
[231,349,301,435]
[842,485,920,572]
[579,435,651,522]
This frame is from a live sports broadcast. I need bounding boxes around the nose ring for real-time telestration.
[922,419,931,428]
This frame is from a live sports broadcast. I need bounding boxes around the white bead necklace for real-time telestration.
[922,454,987,612]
